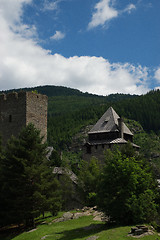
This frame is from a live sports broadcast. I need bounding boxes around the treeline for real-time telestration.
[0,85,104,98]
[113,90,160,133]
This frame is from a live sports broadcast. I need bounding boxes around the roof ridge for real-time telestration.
[110,107,119,126]
[89,106,133,136]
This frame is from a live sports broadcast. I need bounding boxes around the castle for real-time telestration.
[0,91,48,145]
[83,106,139,162]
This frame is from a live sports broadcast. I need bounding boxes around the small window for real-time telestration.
[9,115,12,122]
[87,146,91,154]
[102,144,104,149]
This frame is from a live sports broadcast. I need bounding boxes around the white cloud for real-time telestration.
[0,0,153,96]
[88,0,136,29]
[0,0,32,25]
[43,0,61,11]
[88,0,118,29]
[154,68,160,82]
[50,31,65,40]
[123,4,136,14]
[155,86,160,91]
[0,0,36,39]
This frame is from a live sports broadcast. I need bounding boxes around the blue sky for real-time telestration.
[0,0,160,95]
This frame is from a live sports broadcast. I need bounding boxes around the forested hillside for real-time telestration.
[113,90,160,133]
[1,86,160,150]
[47,88,160,150]
[1,85,137,99]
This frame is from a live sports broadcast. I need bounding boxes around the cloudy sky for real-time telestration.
[0,0,160,95]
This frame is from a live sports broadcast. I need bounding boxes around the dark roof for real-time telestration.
[86,138,140,148]
[53,167,78,184]
[89,106,133,136]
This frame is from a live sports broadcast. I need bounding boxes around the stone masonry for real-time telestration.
[0,91,48,145]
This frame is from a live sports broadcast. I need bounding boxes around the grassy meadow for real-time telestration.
[1,213,160,240]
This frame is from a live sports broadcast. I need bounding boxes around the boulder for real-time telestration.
[62,212,74,220]
[134,229,144,236]
[86,236,99,240]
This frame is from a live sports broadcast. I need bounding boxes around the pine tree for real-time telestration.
[1,124,62,227]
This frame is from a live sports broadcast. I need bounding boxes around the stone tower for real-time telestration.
[0,91,48,145]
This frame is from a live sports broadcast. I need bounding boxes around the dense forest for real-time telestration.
[46,88,160,150]
[1,86,160,150]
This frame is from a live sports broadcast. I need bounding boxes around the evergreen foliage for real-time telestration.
[47,89,160,150]
[49,149,62,167]
[113,89,160,133]
[2,85,160,150]
[0,124,62,227]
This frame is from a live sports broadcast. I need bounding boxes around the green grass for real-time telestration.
[1,214,160,240]
[35,211,65,225]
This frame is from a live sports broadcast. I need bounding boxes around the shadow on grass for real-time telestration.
[55,223,107,240]
[0,214,55,240]
[0,226,24,240]
[0,223,106,240]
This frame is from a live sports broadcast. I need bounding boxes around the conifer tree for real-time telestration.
[1,124,62,227]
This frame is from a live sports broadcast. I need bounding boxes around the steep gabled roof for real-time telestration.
[53,167,78,184]
[89,106,133,136]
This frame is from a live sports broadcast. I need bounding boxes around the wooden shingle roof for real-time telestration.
[89,106,133,136]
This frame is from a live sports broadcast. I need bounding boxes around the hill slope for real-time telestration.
[0,85,137,99]
[47,88,160,149]
[1,85,160,149]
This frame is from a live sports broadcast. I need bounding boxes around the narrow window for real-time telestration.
[9,115,12,122]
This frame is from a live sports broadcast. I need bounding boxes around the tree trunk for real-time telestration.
[25,216,35,228]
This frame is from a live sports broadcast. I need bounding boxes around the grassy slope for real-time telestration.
[3,215,158,240]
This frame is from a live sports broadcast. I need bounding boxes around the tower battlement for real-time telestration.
[0,92,25,101]
[0,91,48,145]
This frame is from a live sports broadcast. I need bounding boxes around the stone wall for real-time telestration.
[83,143,125,163]
[26,92,48,142]
[82,144,110,163]
[0,92,26,145]
[0,91,48,145]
